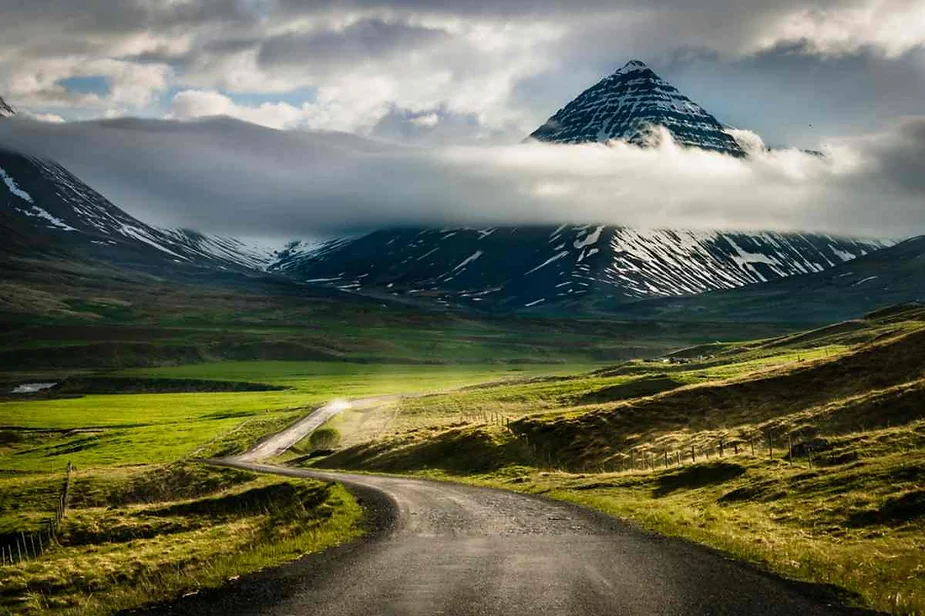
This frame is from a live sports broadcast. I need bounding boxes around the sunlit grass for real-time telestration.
[0,468,363,615]
[312,316,925,615]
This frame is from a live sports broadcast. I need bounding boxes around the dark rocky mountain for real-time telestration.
[529,60,745,156]
[269,226,888,312]
[269,60,896,313]
[602,235,925,325]
[0,147,276,275]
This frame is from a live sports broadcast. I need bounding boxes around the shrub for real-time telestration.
[309,427,341,451]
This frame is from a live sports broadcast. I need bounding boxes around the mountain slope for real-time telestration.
[0,147,276,274]
[529,60,745,156]
[602,235,925,324]
[270,226,888,312]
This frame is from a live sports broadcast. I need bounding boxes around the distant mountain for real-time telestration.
[0,77,900,319]
[0,147,277,274]
[603,235,925,324]
[269,226,888,312]
[266,60,893,312]
[529,60,745,156]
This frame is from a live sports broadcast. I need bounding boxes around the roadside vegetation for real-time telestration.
[309,305,925,615]
[0,462,362,614]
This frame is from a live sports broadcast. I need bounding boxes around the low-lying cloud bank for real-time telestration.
[0,115,922,239]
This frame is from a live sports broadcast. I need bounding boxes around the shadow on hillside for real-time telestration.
[653,462,746,497]
[847,490,925,527]
[320,427,531,474]
[578,375,683,405]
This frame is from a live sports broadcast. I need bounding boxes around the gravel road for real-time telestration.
[135,460,869,616]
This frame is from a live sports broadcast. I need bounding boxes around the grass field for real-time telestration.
[0,362,597,473]
[310,306,925,614]
[4,262,923,615]
[0,356,606,614]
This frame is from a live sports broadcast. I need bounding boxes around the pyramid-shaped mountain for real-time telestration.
[530,60,745,156]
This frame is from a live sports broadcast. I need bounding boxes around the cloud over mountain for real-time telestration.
[1,115,922,239]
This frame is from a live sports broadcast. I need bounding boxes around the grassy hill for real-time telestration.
[0,253,792,374]
[311,306,925,614]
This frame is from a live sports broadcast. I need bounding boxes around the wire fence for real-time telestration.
[0,461,73,566]
[461,412,825,473]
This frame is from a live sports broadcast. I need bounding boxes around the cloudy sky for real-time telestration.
[1,0,924,238]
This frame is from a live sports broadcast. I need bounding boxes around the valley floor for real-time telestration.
[0,361,587,614]
[1,307,923,614]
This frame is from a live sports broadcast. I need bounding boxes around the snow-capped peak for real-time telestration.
[614,59,648,75]
[529,59,746,156]
[0,95,15,118]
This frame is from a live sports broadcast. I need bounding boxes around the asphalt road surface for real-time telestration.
[135,460,869,616]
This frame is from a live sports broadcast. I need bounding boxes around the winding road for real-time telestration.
[140,401,868,616]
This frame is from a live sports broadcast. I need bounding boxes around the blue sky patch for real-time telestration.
[228,87,318,107]
[57,75,110,96]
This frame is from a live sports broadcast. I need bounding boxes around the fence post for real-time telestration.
[787,433,793,464]
[690,445,695,463]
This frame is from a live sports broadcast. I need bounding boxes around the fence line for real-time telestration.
[0,461,73,566]
[511,425,822,473]
[460,411,821,473]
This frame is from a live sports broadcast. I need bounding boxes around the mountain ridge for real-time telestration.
[0,146,278,274]
[269,226,889,313]
[0,73,909,320]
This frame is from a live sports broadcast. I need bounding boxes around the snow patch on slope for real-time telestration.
[0,165,33,203]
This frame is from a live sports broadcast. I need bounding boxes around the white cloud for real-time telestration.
[0,1,923,144]
[762,0,925,57]
[27,113,66,123]
[169,90,309,129]
[1,115,923,239]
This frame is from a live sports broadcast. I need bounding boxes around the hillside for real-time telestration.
[0,147,275,274]
[309,306,925,614]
